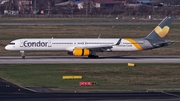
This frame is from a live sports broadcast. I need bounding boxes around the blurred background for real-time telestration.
[0,0,180,19]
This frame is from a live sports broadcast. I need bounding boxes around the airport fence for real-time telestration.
[1,14,180,20]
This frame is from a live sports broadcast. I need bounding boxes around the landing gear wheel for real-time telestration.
[20,51,25,59]
[22,56,25,59]
[88,55,99,58]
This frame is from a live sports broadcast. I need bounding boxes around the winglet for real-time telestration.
[115,38,122,45]
[98,34,102,38]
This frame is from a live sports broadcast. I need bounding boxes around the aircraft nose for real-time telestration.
[5,45,10,50]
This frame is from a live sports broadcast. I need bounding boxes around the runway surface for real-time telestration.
[0,56,180,64]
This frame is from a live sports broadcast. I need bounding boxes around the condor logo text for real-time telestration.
[23,41,48,47]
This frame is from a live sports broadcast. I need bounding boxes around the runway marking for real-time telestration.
[161,91,180,98]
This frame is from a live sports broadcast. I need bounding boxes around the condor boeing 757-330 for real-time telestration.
[5,17,173,59]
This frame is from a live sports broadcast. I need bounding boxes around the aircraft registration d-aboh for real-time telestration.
[5,17,173,59]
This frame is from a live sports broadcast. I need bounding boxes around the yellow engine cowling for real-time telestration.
[73,48,90,56]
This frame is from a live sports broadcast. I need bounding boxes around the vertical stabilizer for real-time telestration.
[145,17,173,40]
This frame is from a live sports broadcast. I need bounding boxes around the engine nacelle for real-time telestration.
[70,48,90,56]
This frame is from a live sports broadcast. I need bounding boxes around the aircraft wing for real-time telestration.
[75,45,113,51]
[84,37,121,50]
[66,38,121,51]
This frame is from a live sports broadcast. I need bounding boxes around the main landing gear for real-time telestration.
[88,51,99,58]
[88,55,99,58]
[20,51,25,59]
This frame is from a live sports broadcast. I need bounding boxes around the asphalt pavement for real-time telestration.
[0,56,180,64]
[1,78,180,101]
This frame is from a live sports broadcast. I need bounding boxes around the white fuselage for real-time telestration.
[5,38,144,52]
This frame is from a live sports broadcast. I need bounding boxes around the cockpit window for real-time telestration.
[8,43,15,45]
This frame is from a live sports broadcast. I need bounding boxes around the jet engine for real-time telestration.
[68,48,90,56]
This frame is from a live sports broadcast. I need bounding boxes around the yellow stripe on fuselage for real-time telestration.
[124,38,143,50]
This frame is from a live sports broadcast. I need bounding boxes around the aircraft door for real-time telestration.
[48,40,52,47]
[144,40,149,47]
[20,40,24,47]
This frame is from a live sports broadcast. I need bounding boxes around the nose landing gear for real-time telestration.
[20,51,25,59]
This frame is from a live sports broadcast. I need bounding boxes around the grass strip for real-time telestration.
[0,64,180,91]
